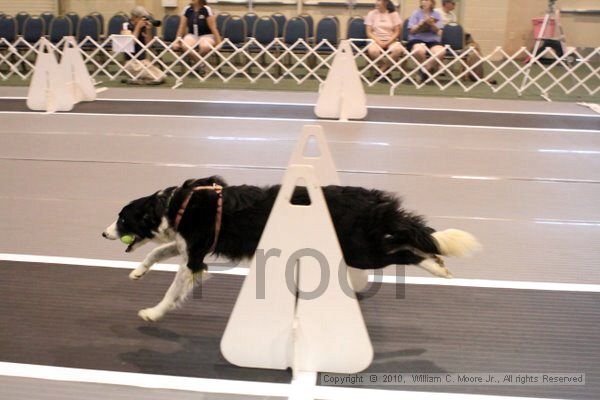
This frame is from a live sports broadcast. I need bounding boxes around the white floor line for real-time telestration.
[289,371,318,400]
[0,111,597,133]
[0,362,565,400]
[1,96,597,118]
[2,253,600,293]
[0,362,291,398]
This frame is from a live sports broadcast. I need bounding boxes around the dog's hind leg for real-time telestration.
[130,242,179,280]
[137,263,211,322]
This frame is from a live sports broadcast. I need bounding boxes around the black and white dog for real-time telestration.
[103,176,480,321]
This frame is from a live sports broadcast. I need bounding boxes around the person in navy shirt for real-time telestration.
[174,0,221,57]
[407,0,446,80]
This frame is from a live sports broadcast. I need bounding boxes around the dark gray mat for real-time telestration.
[1,261,599,398]
[0,99,598,131]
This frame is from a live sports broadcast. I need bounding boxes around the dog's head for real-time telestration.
[102,187,176,252]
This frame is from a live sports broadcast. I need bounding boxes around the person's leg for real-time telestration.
[410,42,428,80]
[410,42,427,63]
[198,34,215,56]
[181,34,200,63]
[388,42,405,64]
[123,58,146,83]
[425,44,446,73]
[367,43,382,62]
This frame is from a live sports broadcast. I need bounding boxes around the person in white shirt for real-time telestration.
[365,0,404,70]
[435,0,457,26]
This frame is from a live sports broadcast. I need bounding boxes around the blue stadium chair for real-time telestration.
[66,12,79,33]
[77,15,101,48]
[442,23,465,52]
[216,13,230,36]
[40,12,54,35]
[243,12,258,38]
[222,16,246,48]
[107,13,128,36]
[89,11,104,36]
[282,16,309,69]
[0,16,18,73]
[298,13,314,42]
[250,16,278,74]
[315,16,338,53]
[0,15,17,45]
[401,19,410,43]
[347,16,367,48]
[49,16,73,44]
[162,15,180,43]
[252,16,277,46]
[283,17,308,48]
[15,12,30,35]
[22,16,45,43]
[271,13,286,38]
[218,17,247,74]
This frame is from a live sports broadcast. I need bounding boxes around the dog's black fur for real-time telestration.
[116,176,441,273]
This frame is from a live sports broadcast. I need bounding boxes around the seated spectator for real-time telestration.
[173,0,221,57]
[435,0,457,26]
[365,0,404,71]
[407,0,446,81]
[121,6,164,84]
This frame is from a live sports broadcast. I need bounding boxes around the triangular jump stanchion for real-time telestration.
[61,37,98,103]
[314,40,367,121]
[27,37,74,112]
[220,163,373,377]
[288,125,369,292]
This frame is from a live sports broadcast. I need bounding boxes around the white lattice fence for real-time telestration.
[0,35,598,99]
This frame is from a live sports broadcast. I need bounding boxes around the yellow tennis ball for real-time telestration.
[120,235,135,245]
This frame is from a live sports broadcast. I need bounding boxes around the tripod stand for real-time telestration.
[519,0,569,97]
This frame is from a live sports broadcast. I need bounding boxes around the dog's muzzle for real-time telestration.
[102,221,119,240]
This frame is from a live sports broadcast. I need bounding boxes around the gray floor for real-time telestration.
[1,88,600,399]
[1,262,598,399]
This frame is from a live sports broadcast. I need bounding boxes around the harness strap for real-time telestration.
[173,184,223,253]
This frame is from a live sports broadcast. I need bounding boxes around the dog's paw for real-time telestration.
[418,259,453,279]
[138,307,164,322]
[129,266,148,280]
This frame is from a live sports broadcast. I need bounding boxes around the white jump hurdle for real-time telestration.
[61,37,97,104]
[27,38,74,112]
[315,40,368,121]
[27,37,101,113]
[220,126,373,395]
[287,125,369,292]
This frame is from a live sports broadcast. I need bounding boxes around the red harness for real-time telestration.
[173,184,223,253]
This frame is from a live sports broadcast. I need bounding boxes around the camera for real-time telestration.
[142,17,162,28]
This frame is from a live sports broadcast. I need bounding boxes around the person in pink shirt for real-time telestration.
[365,0,404,70]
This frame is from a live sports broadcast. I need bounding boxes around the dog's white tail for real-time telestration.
[432,229,481,257]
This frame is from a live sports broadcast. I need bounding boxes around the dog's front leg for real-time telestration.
[137,263,210,322]
[130,242,179,280]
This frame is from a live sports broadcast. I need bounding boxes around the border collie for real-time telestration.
[103,176,480,321]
